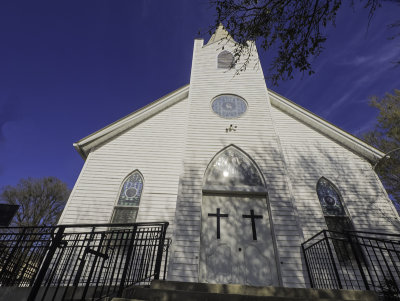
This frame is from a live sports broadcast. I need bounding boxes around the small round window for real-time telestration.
[211,94,247,119]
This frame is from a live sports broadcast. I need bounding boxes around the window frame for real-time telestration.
[110,170,144,224]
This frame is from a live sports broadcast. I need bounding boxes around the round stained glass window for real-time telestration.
[125,187,138,198]
[212,94,247,119]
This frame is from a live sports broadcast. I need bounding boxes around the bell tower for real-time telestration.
[168,25,304,287]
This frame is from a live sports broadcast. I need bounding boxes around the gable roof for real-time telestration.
[73,84,189,159]
[268,90,384,162]
[73,84,384,163]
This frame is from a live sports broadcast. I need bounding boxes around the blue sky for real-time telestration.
[0,1,399,189]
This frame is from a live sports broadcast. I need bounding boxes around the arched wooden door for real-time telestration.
[199,146,279,286]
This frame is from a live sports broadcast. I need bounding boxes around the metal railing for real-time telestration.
[302,230,400,300]
[0,226,55,287]
[0,222,169,301]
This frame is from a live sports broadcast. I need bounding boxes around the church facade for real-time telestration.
[59,26,399,288]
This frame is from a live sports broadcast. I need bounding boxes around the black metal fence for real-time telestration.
[0,226,55,287]
[0,222,170,301]
[302,230,400,300]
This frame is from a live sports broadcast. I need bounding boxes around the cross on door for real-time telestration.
[208,208,228,239]
[242,209,263,240]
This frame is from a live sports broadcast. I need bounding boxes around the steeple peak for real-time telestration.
[206,24,235,45]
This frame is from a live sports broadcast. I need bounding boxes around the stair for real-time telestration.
[113,280,379,301]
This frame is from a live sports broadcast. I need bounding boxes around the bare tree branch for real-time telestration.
[0,177,70,227]
[362,90,400,210]
[209,0,399,85]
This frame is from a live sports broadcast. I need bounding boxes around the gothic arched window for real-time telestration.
[317,177,360,263]
[111,171,143,224]
[217,50,235,69]
[317,177,353,233]
[204,146,264,190]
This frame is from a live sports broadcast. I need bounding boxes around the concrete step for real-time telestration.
[120,281,378,301]
[148,280,378,301]
[121,287,359,301]
[112,299,145,301]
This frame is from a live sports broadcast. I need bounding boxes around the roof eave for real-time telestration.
[268,89,385,163]
[74,84,190,159]
[73,143,87,160]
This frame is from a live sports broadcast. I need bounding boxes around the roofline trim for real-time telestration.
[268,89,384,162]
[74,84,190,159]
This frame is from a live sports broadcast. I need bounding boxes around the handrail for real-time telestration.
[0,221,169,230]
[0,222,170,301]
[302,229,400,298]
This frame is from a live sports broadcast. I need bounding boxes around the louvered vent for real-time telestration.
[217,50,235,69]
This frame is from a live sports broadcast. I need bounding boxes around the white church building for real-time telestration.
[59,25,399,289]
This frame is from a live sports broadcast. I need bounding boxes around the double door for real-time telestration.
[199,195,278,286]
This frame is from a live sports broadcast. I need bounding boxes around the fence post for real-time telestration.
[154,223,168,280]
[117,224,138,297]
[324,230,343,289]
[27,225,65,301]
[301,243,314,288]
[163,239,171,280]
[346,231,370,290]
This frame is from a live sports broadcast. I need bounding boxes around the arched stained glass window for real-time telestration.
[317,177,354,234]
[316,177,357,263]
[317,177,345,216]
[217,50,235,69]
[204,147,264,189]
[111,171,143,224]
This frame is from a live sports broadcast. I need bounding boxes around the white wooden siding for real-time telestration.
[270,104,399,240]
[59,96,189,235]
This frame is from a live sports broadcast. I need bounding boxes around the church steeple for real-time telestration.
[206,23,236,45]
